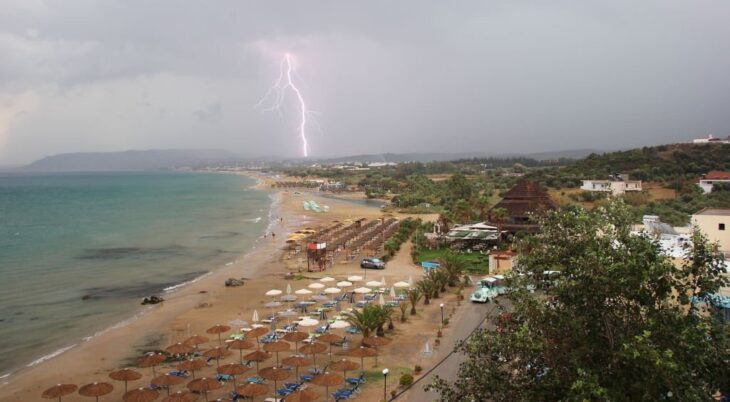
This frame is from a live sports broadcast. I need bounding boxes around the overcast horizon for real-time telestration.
[2,1,729,165]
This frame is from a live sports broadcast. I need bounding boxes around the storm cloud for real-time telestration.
[1,0,729,163]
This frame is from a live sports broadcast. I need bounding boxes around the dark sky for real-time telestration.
[1,1,729,163]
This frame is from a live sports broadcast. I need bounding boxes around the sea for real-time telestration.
[0,171,271,377]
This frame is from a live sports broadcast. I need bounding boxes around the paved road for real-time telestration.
[400,297,509,402]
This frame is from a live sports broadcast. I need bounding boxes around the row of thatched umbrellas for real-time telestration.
[42,322,389,402]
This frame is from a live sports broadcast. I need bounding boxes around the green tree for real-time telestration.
[438,252,468,287]
[490,207,509,236]
[406,288,423,315]
[343,305,393,339]
[429,202,730,401]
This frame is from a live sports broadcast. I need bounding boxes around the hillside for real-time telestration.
[22,149,242,172]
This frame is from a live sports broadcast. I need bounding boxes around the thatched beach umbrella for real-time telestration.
[285,389,319,402]
[348,346,377,373]
[258,367,290,400]
[362,336,391,366]
[151,374,184,396]
[311,372,343,402]
[245,327,269,349]
[183,335,209,348]
[217,363,249,389]
[299,342,327,369]
[235,383,268,400]
[262,340,290,366]
[202,346,229,369]
[328,358,360,380]
[123,387,159,402]
[109,368,142,393]
[283,331,309,351]
[281,355,312,379]
[42,384,78,402]
[205,324,231,346]
[176,359,207,379]
[186,377,222,402]
[138,353,166,377]
[161,390,198,402]
[166,343,194,355]
[317,333,343,360]
[243,350,271,372]
[78,382,114,402]
[227,339,254,362]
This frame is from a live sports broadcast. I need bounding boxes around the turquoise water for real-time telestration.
[0,172,270,375]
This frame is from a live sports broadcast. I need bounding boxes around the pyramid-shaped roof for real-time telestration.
[491,179,557,220]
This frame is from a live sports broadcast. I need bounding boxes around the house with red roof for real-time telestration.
[698,171,730,193]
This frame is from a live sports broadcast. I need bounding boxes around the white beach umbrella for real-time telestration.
[381,277,387,287]
[336,281,352,288]
[295,289,313,295]
[324,287,341,295]
[408,276,413,286]
[308,282,325,290]
[379,294,386,306]
[286,283,292,295]
[330,320,350,329]
[347,275,363,282]
[365,280,382,288]
[320,276,336,283]
[252,310,260,323]
[311,294,329,301]
[389,287,397,299]
[393,281,410,289]
[297,317,319,328]
[228,319,249,328]
[353,287,372,294]
[265,289,283,297]
[264,301,282,309]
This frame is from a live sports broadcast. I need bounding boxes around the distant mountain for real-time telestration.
[302,149,605,165]
[22,149,242,172]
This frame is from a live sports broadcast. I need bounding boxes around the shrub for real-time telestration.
[399,373,414,387]
[414,365,423,373]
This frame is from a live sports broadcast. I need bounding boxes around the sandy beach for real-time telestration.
[0,174,460,402]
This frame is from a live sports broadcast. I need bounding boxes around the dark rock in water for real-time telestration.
[141,295,164,305]
[225,278,244,287]
[81,294,92,301]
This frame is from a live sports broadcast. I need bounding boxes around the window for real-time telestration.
[720,223,726,231]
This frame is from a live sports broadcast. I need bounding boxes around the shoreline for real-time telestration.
[0,178,386,401]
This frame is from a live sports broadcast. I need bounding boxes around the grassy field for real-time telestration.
[416,247,490,274]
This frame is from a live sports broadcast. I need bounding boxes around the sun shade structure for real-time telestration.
[258,366,291,400]
[202,346,229,368]
[123,387,160,402]
[217,363,249,389]
[265,289,282,297]
[263,340,290,365]
[176,359,207,378]
[320,276,335,283]
[353,287,372,294]
[42,384,78,401]
[138,353,166,377]
[285,389,319,402]
[243,350,271,371]
[328,358,360,379]
[228,318,248,328]
[186,378,222,402]
[78,382,114,402]
[281,355,312,377]
[182,335,209,347]
[299,342,328,369]
[283,331,309,351]
[365,280,382,287]
[348,346,377,372]
[347,275,363,282]
[308,282,325,290]
[295,288,312,295]
[151,375,184,396]
[362,336,391,366]
[297,317,319,328]
[109,368,142,393]
[311,372,344,402]
[161,390,198,402]
[245,326,269,349]
[393,281,410,288]
[235,383,268,399]
[166,343,194,355]
[227,339,255,362]
[336,281,352,288]
[324,287,341,294]
[205,324,231,345]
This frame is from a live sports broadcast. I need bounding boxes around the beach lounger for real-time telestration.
[245,376,266,384]
[300,374,314,382]
[169,370,190,377]
[345,374,365,385]
[333,388,356,400]
[216,373,234,382]
[345,327,360,335]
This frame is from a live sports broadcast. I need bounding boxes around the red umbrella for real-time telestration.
[41,384,78,402]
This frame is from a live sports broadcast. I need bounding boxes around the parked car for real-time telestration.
[469,288,491,303]
[360,258,385,269]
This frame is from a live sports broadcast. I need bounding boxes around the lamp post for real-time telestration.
[382,368,389,401]
[439,303,445,328]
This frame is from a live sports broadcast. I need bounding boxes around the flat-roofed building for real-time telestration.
[692,208,730,253]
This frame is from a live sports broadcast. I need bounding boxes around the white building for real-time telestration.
[631,215,691,259]
[581,174,642,196]
[693,134,730,144]
[692,209,730,254]
[698,171,730,194]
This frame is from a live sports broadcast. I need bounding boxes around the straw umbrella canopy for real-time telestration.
[202,346,229,368]
[166,342,193,355]
[176,359,207,379]
[206,324,231,345]
[138,353,166,377]
[227,339,254,362]
[123,387,159,402]
[316,333,343,360]
[311,372,343,402]
[235,383,268,400]
[328,359,360,379]
[281,355,312,378]
[294,288,312,296]
[285,389,319,402]
[109,368,142,393]
[258,367,290,400]
[299,342,327,369]
[283,331,309,351]
[347,275,362,282]
[42,384,78,402]
[262,341,290,366]
[362,336,391,366]
[151,374,184,396]
[243,350,271,372]
[308,282,325,290]
[161,391,198,402]
[79,382,112,402]
[186,378,222,402]
[244,327,269,349]
[217,363,249,389]
[183,335,209,349]
[393,281,410,289]
[348,346,377,372]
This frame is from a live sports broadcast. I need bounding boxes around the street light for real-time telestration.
[382,368,389,401]
[439,303,445,328]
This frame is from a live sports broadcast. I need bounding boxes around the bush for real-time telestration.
[414,365,423,373]
[399,373,414,387]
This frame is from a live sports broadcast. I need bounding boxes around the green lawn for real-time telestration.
[416,247,490,274]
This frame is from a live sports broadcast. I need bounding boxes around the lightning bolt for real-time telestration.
[256,53,313,158]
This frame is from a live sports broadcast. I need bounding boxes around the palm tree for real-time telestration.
[416,279,434,305]
[427,269,448,294]
[375,306,394,337]
[398,301,409,322]
[406,288,422,315]
[342,306,380,338]
[438,252,468,287]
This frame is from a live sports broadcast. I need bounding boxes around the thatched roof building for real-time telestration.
[489,179,557,233]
